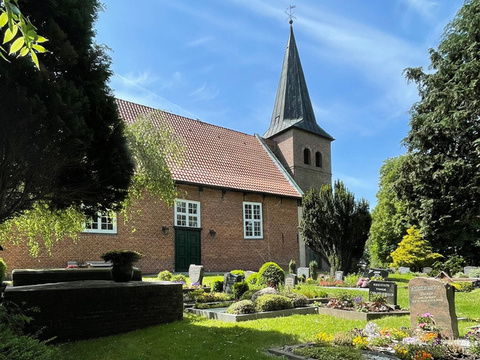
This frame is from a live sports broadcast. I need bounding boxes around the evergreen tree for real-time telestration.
[300,180,371,274]
[0,1,133,226]
[397,0,480,263]
[367,156,410,267]
[390,226,442,272]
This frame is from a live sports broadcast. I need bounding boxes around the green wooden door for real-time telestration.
[175,229,201,272]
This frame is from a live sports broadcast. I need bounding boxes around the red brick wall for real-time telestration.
[1,185,300,277]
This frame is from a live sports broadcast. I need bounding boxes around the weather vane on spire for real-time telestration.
[285,5,296,25]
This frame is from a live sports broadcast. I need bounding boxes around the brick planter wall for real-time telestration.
[3,280,183,342]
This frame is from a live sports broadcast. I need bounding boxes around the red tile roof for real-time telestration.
[116,98,302,198]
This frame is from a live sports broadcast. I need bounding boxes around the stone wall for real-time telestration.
[3,281,183,342]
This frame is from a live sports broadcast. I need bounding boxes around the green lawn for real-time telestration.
[57,275,480,360]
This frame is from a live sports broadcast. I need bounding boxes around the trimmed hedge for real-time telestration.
[226,300,256,315]
[0,258,6,283]
[254,294,292,312]
[232,281,249,299]
[258,262,285,288]
[157,270,173,281]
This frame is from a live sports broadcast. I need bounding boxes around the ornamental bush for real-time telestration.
[0,258,6,283]
[240,289,258,300]
[230,270,245,280]
[254,294,292,312]
[157,270,173,281]
[226,300,255,315]
[284,293,308,308]
[211,280,224,292]
[246,272,259,285]
[232,281,249,300]
[258,262,285,288]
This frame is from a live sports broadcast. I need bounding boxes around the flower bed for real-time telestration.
[268,322,480,360]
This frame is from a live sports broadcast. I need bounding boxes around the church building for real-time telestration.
[1,24,333,275]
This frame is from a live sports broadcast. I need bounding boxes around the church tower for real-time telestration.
[263,23,333,193]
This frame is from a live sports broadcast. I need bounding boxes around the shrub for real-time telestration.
[211,280,224,292]
[230,270,245,280]
[195,292,233,303]
[452,282,474,292]
[184,289,204,302]
[254,294,292,312]
[226,300,256,315]
[100,250,143,265]
[285,293,308,308]
[232,281,249,299]
[0,329,59,360]
[288,259,296,274]
[258,262,285,288]
[309,260,318,280]
[0,258,6,283]
[240,289,258,300]
[157,270,173,281]
[431,254,465,277]
[171,274,187,284]
[343,273,360,287]
[246,272,259,285]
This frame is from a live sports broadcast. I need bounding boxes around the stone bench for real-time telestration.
[12,267,142,286]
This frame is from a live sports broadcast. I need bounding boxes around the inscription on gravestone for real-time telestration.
[285,274,297,289]
[369,280,397,305]
[297,267,309,279]
[408,277,459,339]
[188,264,204,285]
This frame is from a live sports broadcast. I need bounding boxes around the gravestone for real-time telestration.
[464,266,479,276]
[408,277,459,339]
[188,264,204,285]
[223,272,242,294]
[244,271,256,280]
[398,267,410,274]
[369,280,397,305]
[422,267,432,274]
[285,274,297,289]
[335,271,344,281]
[297,267,309,279]
[366,268,389,280]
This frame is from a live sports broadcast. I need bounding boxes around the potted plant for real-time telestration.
[101,250,143,282]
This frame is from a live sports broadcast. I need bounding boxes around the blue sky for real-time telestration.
[94,0,465,208]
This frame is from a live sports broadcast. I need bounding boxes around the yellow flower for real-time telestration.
[352,336,369,349]
[315,332,333,345]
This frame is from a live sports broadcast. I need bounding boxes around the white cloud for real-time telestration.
[189,83,220,101]
[111,73,197,119]
[185,36,214,48]
[400,0,439,19]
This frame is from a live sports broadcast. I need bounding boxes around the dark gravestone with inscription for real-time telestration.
[369,280,397,305]
[408,277,459,339]
[188,264,204,285]
[285,274,297,289]
[223,272,242,294]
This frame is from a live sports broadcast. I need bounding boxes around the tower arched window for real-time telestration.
[315,151,322,167]
[303,148,311,165]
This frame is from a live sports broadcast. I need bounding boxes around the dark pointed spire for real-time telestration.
[263,25,333,140]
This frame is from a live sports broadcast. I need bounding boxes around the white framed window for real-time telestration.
[83,212,117,234]
[243,202,263,239]
[175,199,201,228]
